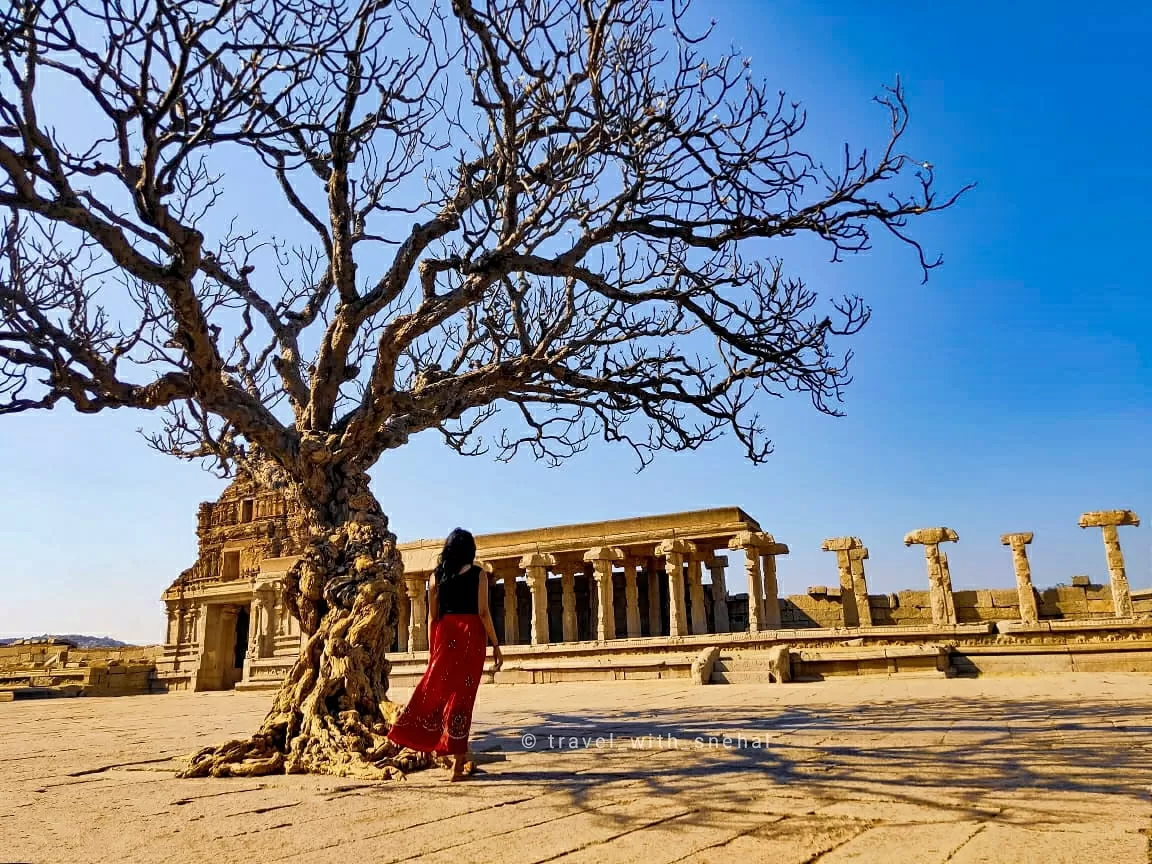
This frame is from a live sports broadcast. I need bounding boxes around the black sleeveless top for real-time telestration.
[437,565,480,616]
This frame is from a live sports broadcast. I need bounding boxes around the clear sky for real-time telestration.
[1,1,1148,644]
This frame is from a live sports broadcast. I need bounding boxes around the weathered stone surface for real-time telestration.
[1079,510,1140,618]
[522,553,557,646]
[821,536,862,552]
[655,539,692,638]
[846,547,873,627]
[822,538,871,628]
[581,547,622,563]
[904,527,959,625]
[520,551,559,568]
[999,531,1039,624]
[903,527,960,546]
[766,645,791,683]
[690,646,720,685]
[706,556,730,634]
[1079,510,1140,528]
[5,676,1152,863]
[727,535,765,633]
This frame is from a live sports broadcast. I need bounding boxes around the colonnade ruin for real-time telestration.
[144,478,1149,693]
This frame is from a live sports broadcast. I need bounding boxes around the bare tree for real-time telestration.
[0,0,968,778]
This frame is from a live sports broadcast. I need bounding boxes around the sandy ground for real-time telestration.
[2,674,1151,863]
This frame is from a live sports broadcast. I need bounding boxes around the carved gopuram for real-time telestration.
[155,477,309,692]
[154,484,1150,692]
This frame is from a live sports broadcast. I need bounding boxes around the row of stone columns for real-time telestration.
[394,538,759,652]
[390,508,1142,651]
[898,509,1142,626]
[999,509,1141,624]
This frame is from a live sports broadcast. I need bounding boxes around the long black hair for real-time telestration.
[434,527,476,587]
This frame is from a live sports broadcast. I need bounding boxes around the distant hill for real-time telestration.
[0,634,135,648]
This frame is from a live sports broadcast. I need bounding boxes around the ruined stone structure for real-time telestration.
[1,641,160,699]
[155,484,1149,692]
[155,476,309,692]
[156,490,768,691]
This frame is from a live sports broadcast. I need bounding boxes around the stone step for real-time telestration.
[0,685,84,699]
[713,657,778,669]
[232,680,280,692]
[710,670,776,684]
[712,644,952,682]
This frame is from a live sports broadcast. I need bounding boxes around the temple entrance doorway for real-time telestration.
[232,607,250,680]
[193,603,249,691]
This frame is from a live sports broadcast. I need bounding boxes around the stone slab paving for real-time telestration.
[2,674,1151,863]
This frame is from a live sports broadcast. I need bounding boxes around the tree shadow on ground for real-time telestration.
[466,692,1152,826]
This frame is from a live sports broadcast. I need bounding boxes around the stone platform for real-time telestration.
[3,675,1151,863]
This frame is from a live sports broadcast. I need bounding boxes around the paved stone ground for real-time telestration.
[2,674,1151,863]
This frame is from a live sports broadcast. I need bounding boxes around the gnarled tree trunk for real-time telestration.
[180,471,442,779]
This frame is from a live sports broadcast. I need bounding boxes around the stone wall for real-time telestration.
[738,577,1130,631]
[1132,589,1152,616]
[0,643,160,697]
[0,644,161,669]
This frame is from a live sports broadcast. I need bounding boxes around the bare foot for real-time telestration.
[446,754,473,782]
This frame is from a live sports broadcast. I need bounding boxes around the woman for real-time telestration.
[387,527,503,781]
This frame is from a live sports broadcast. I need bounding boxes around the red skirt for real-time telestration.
[387,613,487,755]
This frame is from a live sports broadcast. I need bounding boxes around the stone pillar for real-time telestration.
[623,558,642,638]
[395,580,410,652]
[647,557,662,636]
[165,602,180,645]
[904,528,959,625]
[520,553,556,645]
[176,606,189,644]
[821,537,872,627]
[406,575,429,652]
[759,541,788,630]
[245,596,261,662]
[503,571,520,645]
[585,561,598,636]
[728,534,764,632]
[848,547,872,627]
[584,547,623,640]
[687,554,708,635]
[655,539,692,637]
[274,594,290,638]
[1000,532,1039,625]
[729,531,785,631]
[706,556,730,633]
[822,537,856,626]
[252,586,276,658]
[560,564,578,642]
[1079,510,1140,618]
[191,605,206,646]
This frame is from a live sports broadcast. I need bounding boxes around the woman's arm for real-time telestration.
[477,571,503,669]
[427,580,438,652]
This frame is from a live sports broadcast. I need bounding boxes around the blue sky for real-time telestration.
[1,1,1148,643]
